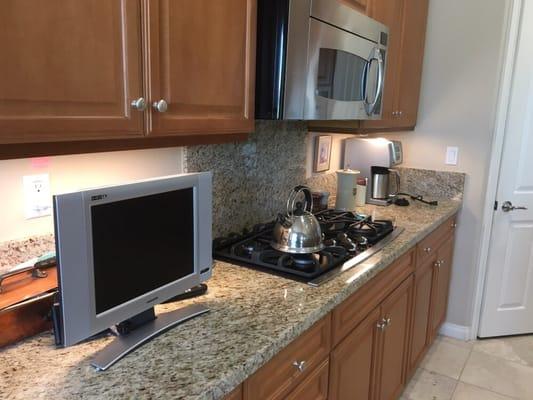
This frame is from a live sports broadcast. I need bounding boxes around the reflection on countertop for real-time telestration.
[0,199,461,400]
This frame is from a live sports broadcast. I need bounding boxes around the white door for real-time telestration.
[479,0,533,337]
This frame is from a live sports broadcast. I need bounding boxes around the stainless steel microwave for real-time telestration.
[255,0,389,120]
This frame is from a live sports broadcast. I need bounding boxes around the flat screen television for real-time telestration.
[52,172,212,370]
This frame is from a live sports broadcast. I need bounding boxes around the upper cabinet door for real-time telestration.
[146,0,256,136]
[0,0,144,144]
[394,0,429,128]
[359,0,404,130]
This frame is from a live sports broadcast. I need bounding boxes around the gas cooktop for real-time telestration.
[213,210,404,286]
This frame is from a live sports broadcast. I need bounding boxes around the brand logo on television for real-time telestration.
[91,194,108,201]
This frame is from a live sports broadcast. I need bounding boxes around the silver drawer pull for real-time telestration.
[292,360,306,372]
[451,222,457,228]
[424,247,432,253]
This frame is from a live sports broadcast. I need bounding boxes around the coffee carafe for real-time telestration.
[369,166,400,206]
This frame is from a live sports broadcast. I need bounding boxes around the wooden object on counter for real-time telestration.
[0,267,58,347]
[0,0,256,156]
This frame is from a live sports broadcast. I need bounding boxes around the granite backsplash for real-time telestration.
[185,121,465,238]
[185,121,309,238]
[0,125,465,274]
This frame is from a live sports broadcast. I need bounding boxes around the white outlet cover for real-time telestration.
[23,174,52,219]
[445,146,459,165]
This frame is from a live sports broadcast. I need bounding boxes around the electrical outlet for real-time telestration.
[23,174,51,219]
[445,146,459,165]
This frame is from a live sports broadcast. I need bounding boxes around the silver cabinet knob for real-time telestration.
[398,111,403,116]
[502,201,528,212]
[377,317,390,330]
[152,99,168,113]
[131,97,146,111]
[451,222,457,228]
[292,360,306,372]
[424,247,432,253]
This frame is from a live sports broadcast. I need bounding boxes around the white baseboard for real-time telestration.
[439,322,471,341]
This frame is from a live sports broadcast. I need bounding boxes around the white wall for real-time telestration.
[385,0,509,327]
[0,148,183,242]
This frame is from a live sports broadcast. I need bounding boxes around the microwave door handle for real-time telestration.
[364,51,384,115]
[360,60,369,104]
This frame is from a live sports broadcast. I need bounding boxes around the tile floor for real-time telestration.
[401,334,533,400]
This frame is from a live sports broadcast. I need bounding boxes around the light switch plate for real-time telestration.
[445,146,459,165]
[23,174,52,219]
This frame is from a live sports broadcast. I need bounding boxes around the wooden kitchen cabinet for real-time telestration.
[0,0,255,154]
[428,233,455,341]
[285,358,329,400]
[145,0,256,136]
[408,217,456,376]
[243,315,331,400]
[358,0,404,130]
[375,276,413,400]
[393,0,430,128]
[0,0,144,143]
[329,307,381,400]
[407,256,434,376]
[360,0,429,131]
[309,0,429,133]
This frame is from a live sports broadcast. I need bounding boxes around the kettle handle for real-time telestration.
[388,169,401,197]
[287,186,314,216]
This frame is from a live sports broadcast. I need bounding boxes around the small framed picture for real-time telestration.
[313,135,332,172]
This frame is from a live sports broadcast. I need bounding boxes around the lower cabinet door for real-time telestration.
[376,276,414,400]
[408,258,434,376]
[429,234,455,340]
[286,358,329,400]
[329,307,381,400]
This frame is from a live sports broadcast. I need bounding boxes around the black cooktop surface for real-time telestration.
[213,210,396,284]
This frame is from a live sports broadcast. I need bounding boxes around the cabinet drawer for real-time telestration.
[285,358,329,400]
[244,315,331,400]
[417,215,456,266]
[332,249,415,346]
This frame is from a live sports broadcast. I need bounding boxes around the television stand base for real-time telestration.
[90,303,209,371]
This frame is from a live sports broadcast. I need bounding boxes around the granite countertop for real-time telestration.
[0,199,461,400]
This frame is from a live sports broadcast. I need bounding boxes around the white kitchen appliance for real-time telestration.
[344,138,403,205]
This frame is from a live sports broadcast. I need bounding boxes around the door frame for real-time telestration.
[470,0,523,340]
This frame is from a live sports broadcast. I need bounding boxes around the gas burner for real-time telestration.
[280,253,320,272]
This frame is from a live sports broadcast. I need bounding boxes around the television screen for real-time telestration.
[91,188,194,314]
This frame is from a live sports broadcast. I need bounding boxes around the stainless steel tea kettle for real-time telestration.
[271,186,324,254]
